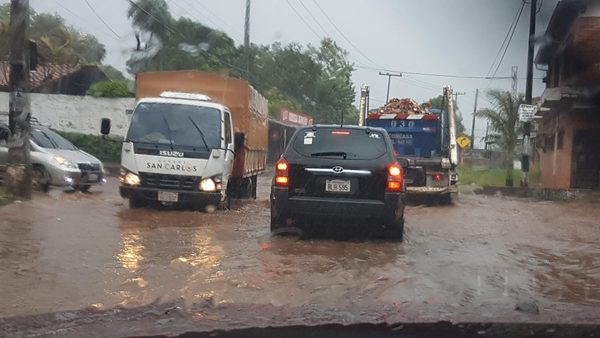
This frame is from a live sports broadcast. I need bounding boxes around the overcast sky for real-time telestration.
[23,0,559,144]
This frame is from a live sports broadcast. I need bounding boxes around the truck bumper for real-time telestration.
[406,185,458,195]
[120,186,221,205]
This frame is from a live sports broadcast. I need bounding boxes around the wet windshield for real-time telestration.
[293,128,387,159]
[2,0,600,336]
[31,128,77,150]
[127,102,221,150]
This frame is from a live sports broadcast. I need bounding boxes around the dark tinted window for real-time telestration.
[224,111,232,144]
[127,102,221,149]
[31,128,77,150]
[292,128,388,160]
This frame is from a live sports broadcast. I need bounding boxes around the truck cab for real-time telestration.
[112,91,235,210]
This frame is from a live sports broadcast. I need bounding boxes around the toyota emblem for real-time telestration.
[332,166,344,174]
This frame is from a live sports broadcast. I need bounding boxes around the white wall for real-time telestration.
[0,93,135,137]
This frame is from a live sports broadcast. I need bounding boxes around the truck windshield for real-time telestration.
[127,102,221,150]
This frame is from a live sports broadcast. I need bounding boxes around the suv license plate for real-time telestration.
[326,179,351,193]
[158,191,179,202]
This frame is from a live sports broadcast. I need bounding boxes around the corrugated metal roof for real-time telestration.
[0,62,82,89]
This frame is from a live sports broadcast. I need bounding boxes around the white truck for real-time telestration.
[101,71,268,210]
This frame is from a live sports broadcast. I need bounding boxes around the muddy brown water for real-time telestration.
[2,174,600,334]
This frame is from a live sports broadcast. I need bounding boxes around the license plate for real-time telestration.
[158,191,179,202]
[325,179,351,193]
[88,174,98,182]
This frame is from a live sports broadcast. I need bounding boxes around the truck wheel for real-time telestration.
[129,196,146,208]
[218,191,231,210]
[384,217,404,242]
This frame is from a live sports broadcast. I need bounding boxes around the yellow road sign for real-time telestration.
[456,135,471,149]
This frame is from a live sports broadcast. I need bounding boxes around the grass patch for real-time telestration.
[56,131,122,163]
[0,186,12,206]
[458,166,541,187]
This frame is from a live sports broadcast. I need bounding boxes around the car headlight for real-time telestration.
[54,155,77,169]
[199,178,216,192]
[122,172,140,186]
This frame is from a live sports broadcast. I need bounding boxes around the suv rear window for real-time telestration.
[292,128,388,160]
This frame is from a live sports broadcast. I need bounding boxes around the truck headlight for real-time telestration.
[54,155,78,169]
[122,172,140,186]
[199,178,216,192]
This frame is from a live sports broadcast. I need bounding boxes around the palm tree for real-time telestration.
[476,90,524,187]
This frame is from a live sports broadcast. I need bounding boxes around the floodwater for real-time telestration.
[2,174,600,336]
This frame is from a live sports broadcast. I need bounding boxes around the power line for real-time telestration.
[285,0,322,40]
[53,0,120,41]
[355,64,511,79]
[168,0,242,44]
[490,0,527,78]
[83,0,122,39]
[486,0,526,78]
[298,0,330,37]
[312,1,382,68]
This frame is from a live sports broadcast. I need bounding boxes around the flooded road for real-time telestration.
[2,174,600,335]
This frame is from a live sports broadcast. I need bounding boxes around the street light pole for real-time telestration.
[522,0,537,187]
[378,72,402,103]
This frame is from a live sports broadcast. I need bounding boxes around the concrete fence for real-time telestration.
[0,92,135,137]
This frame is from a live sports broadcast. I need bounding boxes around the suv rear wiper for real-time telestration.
[310,151,347,159]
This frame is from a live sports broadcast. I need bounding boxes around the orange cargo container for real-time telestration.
[135,71,268,179]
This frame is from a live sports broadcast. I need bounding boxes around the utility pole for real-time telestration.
[471,88,478,150]
[358,84,370,126]
[453,92,466,107]
[7,0,32,199]
[378,72,402,103]
[243,0,251,79]
[522,0,537,187]
[511,66,518,98]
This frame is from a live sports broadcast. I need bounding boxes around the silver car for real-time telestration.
[0,125,107,192]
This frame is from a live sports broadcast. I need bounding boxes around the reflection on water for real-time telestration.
[117,230,144,272]
[512,243,600,304]
[179,231,224,268]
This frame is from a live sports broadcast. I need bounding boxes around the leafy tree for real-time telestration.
[125,1,356,124]
[126,0,240,75]
[426,95,466,135]
[0,4,106,64]
[86,80,134,97]
[475,90,524,187]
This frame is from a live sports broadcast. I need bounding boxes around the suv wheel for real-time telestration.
[385,217,404,241]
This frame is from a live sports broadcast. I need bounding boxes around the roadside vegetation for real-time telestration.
[56,131,122,163]
[458,166,541,187]
[0,186,12,206]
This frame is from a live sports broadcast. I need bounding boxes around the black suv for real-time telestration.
[270,125,406,240]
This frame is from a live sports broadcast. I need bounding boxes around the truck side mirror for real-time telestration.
[100,118,111,135]
[234,132,245,152]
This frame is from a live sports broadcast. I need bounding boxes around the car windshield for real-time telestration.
[293,128,387,160]
[127,102,221,150]
[3,1,600,336]
[31,128,77,150]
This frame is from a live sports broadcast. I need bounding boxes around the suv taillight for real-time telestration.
[387,163,403,192]
[275,158,289,187]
